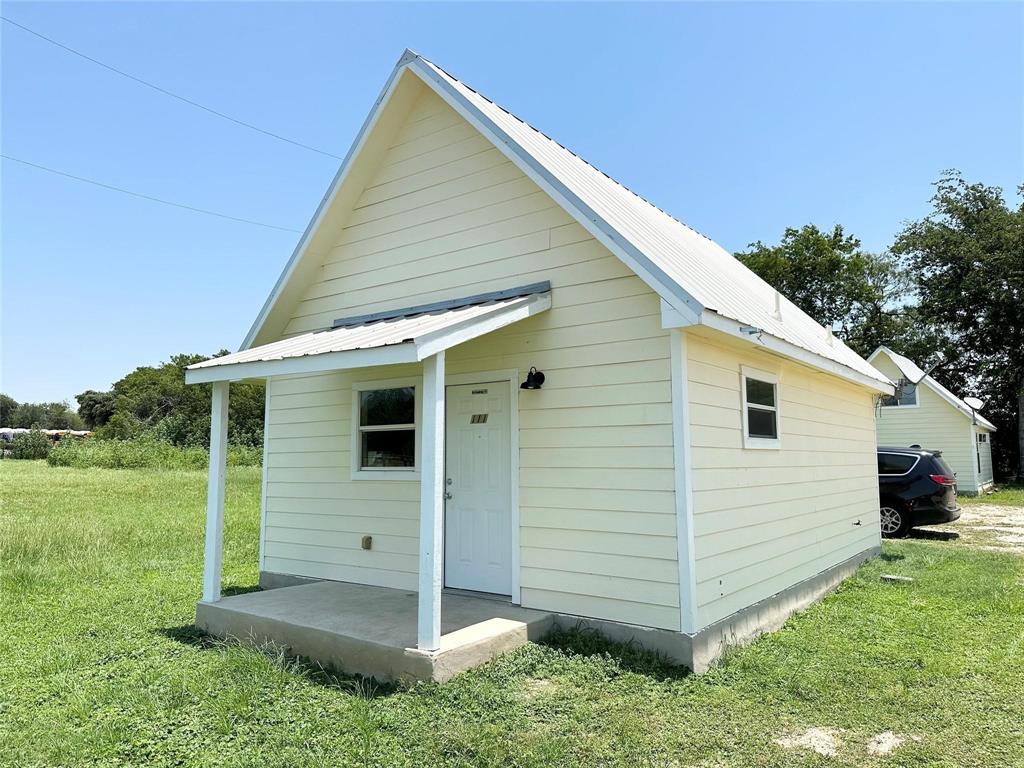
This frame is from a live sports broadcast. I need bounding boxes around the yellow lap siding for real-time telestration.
[262,85,680,631]
[685,329,880,627]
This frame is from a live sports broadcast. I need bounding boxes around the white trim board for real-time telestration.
[670,329,698,634]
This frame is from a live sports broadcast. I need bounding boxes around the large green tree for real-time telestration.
[79,352,265,447]
[735,224,919,358]
[74,390,117,430]
[893,171,1024,477]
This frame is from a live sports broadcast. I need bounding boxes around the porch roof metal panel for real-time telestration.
[413,56,890,388]
[186,287,550,384]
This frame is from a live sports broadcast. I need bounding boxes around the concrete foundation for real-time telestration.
[196,580,552,683]
[198,548,877,682]
[547,546,880,673]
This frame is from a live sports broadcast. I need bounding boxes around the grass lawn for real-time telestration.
[2,461,1023,767]
[961,482,1024,507]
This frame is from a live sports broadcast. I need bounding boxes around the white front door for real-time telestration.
[444,382,512,595]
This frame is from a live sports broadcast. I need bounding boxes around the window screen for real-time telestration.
[358,387,415,469]
[745,376,778,439]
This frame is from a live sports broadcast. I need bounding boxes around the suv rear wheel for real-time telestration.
[880,502,910,538]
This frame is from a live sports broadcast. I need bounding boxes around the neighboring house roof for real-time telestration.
[242,49,892,393]
[868,346,997,431]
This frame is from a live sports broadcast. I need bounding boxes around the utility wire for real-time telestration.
[1,16,344,160]
[2,154,302,233]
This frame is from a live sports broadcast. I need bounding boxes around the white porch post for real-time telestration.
[417,351,445,650]
[202,381,230,603]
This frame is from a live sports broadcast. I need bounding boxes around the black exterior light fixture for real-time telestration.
[520,367,545,390]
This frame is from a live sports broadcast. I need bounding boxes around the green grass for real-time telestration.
[961,482,1024,507]
[2,461,1023,767]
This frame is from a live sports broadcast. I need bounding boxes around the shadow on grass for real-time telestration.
[155,624,401,698]
[539,624,692,682]
[222,584,263,597]
[880,551,905,562]
[908,528,960,543]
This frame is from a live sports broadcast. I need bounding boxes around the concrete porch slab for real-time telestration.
[195,581,554,683]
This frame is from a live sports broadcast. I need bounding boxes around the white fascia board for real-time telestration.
[413,293,551,360]
[407,58,703,326]
[661,299,699,329]
[924,380,998,431]
[184,344,418,384]
[696,310,895,395]
[239,51,419,351]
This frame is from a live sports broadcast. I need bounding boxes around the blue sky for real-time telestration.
[2,1,1021,405]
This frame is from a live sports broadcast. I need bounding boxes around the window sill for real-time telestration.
[351,468,420,482]
[743,437,781,450]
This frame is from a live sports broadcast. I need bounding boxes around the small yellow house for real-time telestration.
[869,346,996,494]
[186,51,894,681]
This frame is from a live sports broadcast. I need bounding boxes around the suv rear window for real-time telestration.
[929,454,956,478]
[878,452,918,475]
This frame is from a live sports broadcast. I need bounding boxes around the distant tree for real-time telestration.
[75,390,117,430]
[9,400,83,430]
[90,352,264,447]
[892,170,1024,478]
[0,393,18,426]
[735,224,912,358]
[11,402,45,428]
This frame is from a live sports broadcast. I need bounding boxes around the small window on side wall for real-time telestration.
[353,384,417,476]
[741,366,780,449]
[881,378,917,407]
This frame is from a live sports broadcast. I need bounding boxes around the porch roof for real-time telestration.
[185,283,551,384]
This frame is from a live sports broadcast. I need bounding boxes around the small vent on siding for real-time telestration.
[470,414,488,424]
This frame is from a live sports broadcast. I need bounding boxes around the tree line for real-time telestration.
[737,171,1022,479]
[5,171,1020,477]
[2,353,265,448]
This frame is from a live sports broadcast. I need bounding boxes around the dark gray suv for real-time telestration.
[877,447,961,538]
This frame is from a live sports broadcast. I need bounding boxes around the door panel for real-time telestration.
[444,382,512,595]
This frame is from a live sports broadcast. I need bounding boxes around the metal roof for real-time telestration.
[186,289,550,383]
[238,49,891,391]
[869,347,996,430]
[412,55,891,388]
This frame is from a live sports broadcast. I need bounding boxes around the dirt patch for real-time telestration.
[775,727,842,757]
[926,504,1024,554]
[866,731,904,755]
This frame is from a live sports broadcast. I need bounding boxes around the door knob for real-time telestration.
[445,491,453,500]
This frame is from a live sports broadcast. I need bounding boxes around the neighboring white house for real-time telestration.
[186,50,895,680]
[868,347,996,494]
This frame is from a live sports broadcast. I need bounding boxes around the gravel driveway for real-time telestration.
[916,501,1024,554]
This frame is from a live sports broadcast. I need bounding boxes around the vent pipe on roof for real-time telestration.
[771,291,782,321]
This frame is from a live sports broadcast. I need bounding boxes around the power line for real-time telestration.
[2,154,302,233]
[1,15,344,160]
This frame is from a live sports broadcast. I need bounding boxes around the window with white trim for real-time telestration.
[741,366,780,449]
[352,383,417,475]
[977,433,987,444]
[881,378,917,407]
